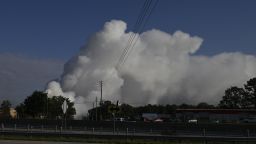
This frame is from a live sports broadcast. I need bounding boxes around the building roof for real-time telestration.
[176,109,256,114]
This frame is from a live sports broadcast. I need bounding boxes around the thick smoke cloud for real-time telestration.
[46,20,256,117]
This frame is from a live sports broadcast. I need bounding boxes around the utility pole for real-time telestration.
[92,102,95,121]
[99,80,103,105]
[95,97,98,121]
[46,96,48,119]
[99,80,103,121]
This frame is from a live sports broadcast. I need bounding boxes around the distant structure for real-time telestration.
[0,108,17,119]
[176,109,256,123]
[142,113,170,122]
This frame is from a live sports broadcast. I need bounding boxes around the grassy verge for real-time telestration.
[0,135,196,144]
[0,135,173,144]
[0,135,256,144]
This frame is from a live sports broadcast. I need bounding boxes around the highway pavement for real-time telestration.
[0,140,96,144]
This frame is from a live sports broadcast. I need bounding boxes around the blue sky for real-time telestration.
[0,0,255,60]
[0,0,256,104]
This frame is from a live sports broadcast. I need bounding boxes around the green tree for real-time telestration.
[88,100,113,120]
[218,86,245,109]
[196,102,215,109]
[48,96,76,120]
[119,104,134,120]
[165,104,177,114]
[0,100,12,118]
[178,103,195,109]
[20,91,76,119]
[15,103,26,119]
[1,100,11,110]
[23,91,48,118]
[244,77,256,108]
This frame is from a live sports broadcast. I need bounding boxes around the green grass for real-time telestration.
[1,135,170,144]
[0,135,256,144]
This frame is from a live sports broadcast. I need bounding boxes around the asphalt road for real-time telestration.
[0,140,96,144]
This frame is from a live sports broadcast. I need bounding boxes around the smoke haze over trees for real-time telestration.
[5,77,256,120]
[219,78,256,109]
[15,91,76,119]
[87,77,256,120]
[45,20,256,117]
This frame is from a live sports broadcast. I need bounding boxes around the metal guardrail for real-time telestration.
[1,129,256,143]
[1,123,256,143]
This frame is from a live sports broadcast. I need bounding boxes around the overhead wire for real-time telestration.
[116,0,153,70]
[94,0,159,105]
[120,0,159,67]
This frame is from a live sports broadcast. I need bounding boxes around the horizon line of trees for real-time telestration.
[0,77,255,120]
[219,77,256,109]
[9,91,76,120]
[88,77,256,120]
[17,91,76,119]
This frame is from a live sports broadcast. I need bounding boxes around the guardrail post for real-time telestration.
[41,125,43,133]
[27,124,29,133]
[203,128,207,144]
[1,123,4,131]
[30,125,33,133]
[126,128,128,142]
[247,129,250,137]
[203,128,206,136]
[14,124,16,131]
[131,128,135,141]
[55,125,57,133]
[92,127,94,134]
[60,126,62,134]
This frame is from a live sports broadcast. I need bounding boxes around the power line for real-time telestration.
[121,0,159,67]
[116,0,154,71]
[108,0,159,104]
[88,0,159,111]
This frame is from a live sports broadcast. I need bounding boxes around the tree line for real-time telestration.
[0,77,255,120]
[0,91,76,119]
[88,77,256,120]
[219,77,256,109]
[87,101,215,121]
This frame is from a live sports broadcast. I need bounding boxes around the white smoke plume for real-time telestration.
[46,20,256,118]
